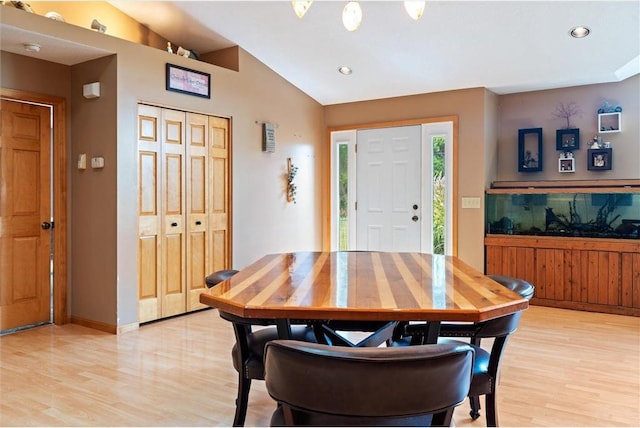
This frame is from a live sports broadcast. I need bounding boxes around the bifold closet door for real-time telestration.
[208,117,231,273]
[160,109,187,318]
[137,105,162,323]
[138,105,230,322]
[137,105,187,321]
[186,113,209,311]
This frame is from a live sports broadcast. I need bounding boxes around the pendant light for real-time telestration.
[292,0,313,18]
[342,1,363,32]
[404,1,426,20]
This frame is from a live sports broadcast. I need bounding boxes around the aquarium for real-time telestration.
[486,190,640,239]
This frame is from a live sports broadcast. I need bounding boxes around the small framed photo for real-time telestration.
[556,128,580,150]
[587,148,612,171]
[166,63,210,98]
[558,157,575,173]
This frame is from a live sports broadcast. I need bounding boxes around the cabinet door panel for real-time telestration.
[485,236,639,316]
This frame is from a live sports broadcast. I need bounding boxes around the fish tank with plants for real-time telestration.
[486,189,640,239]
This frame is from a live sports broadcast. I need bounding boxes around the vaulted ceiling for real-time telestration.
[108,1,639,105]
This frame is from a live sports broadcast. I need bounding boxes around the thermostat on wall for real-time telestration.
[91,156,105,169]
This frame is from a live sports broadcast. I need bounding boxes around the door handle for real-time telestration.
[412,215,419,222]
[413,204,419,210]
[171,222,178,227]
[195,221,202,225]
[41,222,53,230]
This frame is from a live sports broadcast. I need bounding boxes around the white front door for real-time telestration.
[355,126,422,251]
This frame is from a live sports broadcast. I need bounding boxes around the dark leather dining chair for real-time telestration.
[205,270,317,427]
[264,340,475,427]
[390,275,534,427]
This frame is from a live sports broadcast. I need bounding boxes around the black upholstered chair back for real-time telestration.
[473,311,523,339]
[264,340,475,426]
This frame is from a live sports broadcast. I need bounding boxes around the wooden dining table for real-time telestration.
[200,251,529,344]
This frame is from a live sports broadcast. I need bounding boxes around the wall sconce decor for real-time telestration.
[518,128,543,172]
[286,157,298,203]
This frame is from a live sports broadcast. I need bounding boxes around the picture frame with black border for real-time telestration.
[587,148,612,171]
[518,127,543,172]
[556,128,580,150]
[165,63,211,98]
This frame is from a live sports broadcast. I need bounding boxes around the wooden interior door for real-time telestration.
[186,113,209,311]
[161,109,187,318]
[137,105,162,323]
[208,117,231,272]
[0,100,52,331]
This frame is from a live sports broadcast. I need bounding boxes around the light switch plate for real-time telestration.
[461,197,481,209]
[77,153,86,170]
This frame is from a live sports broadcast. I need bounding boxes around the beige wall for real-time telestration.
[70,55,118,324]
[324,88,491,270]
[497,75,640,181]
[2,7,325,327]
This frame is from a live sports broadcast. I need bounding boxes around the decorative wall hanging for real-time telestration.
[558,152,575,173]
[286,157,298,203]
[552,102,582,129]
[587,148,612,171]
[518,128,543,172]
[263,122,276,153]
[165,63,210,98]
[597,101,622,133]
[556,128,580,150]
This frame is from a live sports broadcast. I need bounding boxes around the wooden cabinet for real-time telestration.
[486,235,640,316]
[137,105,231,323]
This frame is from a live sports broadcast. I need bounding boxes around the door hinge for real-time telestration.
[355,201,357,211]
[355,143,357,153]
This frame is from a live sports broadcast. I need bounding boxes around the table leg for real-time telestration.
[423,321,441,344]
[275,319,293,339]
[406,321,442,345]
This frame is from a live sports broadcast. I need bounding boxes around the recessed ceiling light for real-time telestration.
[338,66,352,75]
[23,43,41,52]
[569,26,590,38]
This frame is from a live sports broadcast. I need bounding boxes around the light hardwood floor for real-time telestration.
[0,305,638,427]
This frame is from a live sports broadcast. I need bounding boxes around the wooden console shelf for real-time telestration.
[485,235,639,316]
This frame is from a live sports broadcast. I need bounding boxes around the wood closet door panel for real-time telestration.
[208,117,230,273]
[186,113,209,311]
[161,109,186,318]
[137,105,162,323]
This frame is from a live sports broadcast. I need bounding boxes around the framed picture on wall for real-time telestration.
[518,128,543,172]
[556,128,580,150]
[587,148,612,171]
[165,63,211,98]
